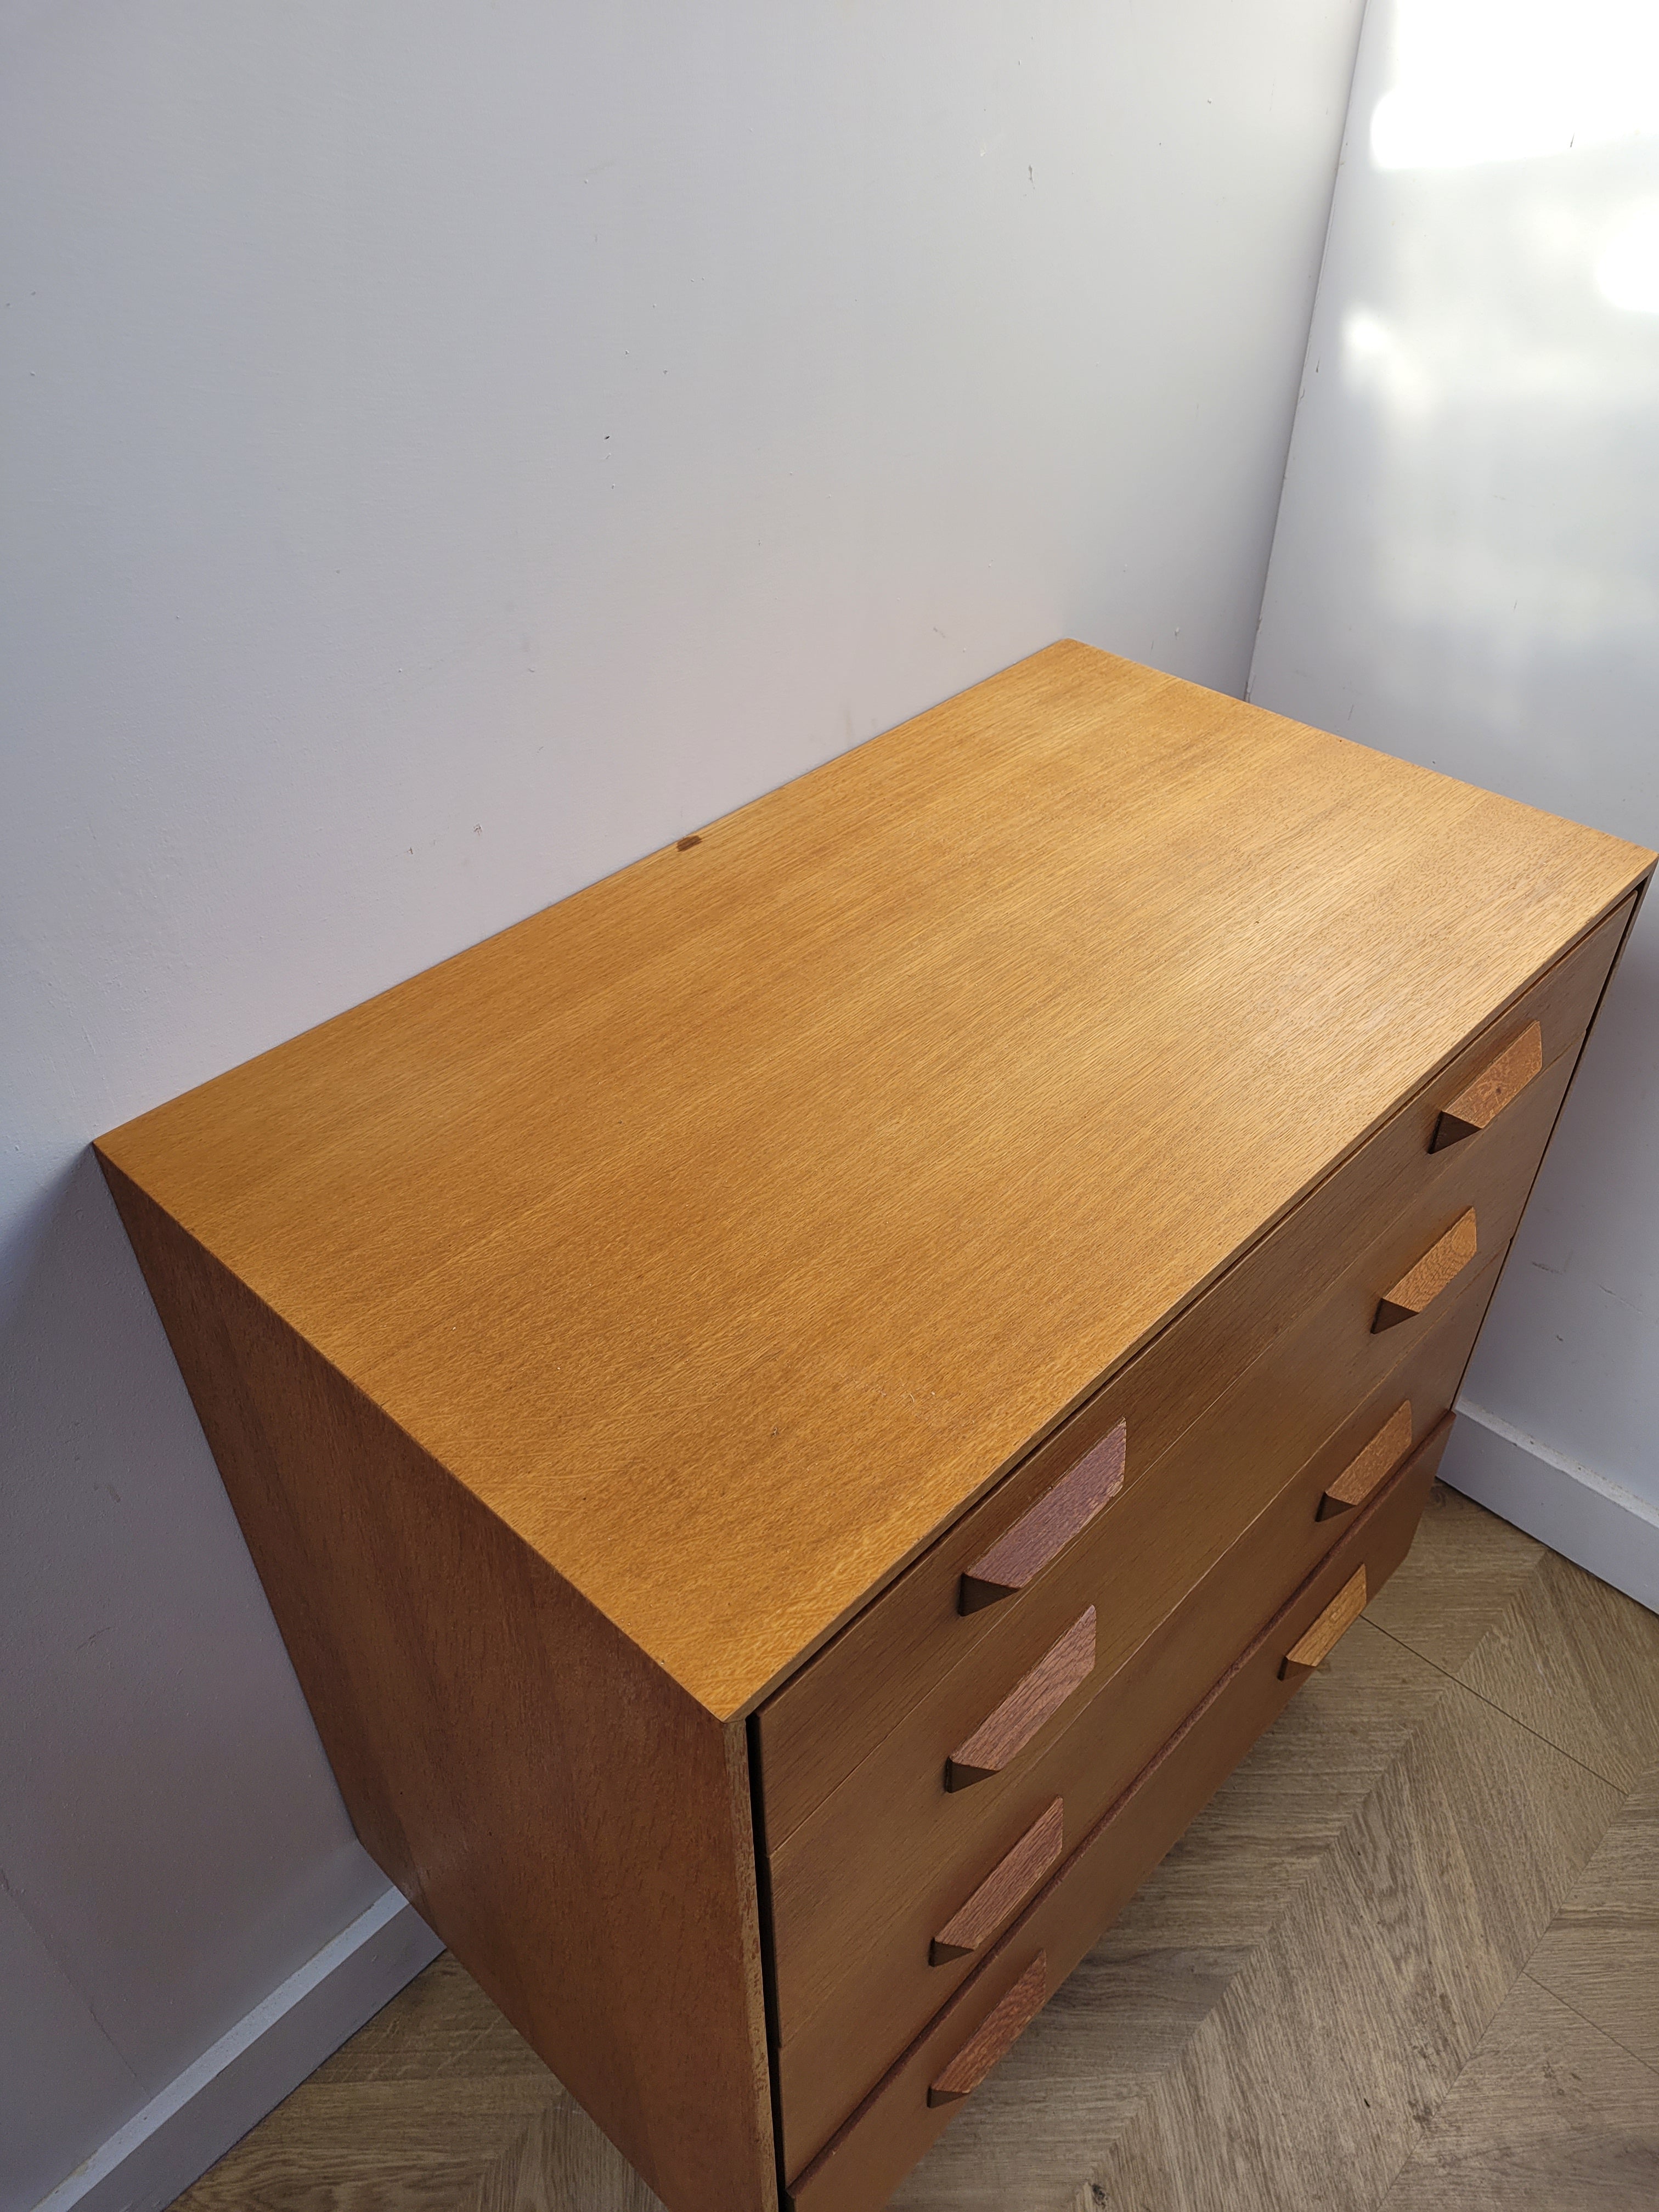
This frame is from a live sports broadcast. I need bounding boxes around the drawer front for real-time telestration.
[771,1267,1492,2169]
[771,1028,1575,2062]
[785,1418,1449,2210]
[758,894,1631,1846]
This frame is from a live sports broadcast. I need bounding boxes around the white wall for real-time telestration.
[1251,2,1659,1596]
[1,3,1366,2202]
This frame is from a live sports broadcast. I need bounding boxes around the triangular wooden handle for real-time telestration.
[932,1801,1064,1965]
[946,1609,1096,1790]
[961,1422,1126,1612]
[927,1954,1047,2105]
[1319,1403,1412,1519]
[1373,1210,1477,1331]
[1280,1566,1367,1679]
[1432,1022,1542,1150]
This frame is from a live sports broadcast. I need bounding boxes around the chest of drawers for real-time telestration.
[96,644,1652,2212]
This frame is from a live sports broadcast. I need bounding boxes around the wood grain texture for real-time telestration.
[787,1437,1443,2210]
[1075,1578,1452,1967]
[1526,1767,1659,2075]
[163,1494,1659,2212]
[1079,1697,1622,2212]
[1321,1402,1413,1519]
[1431,1021,1543,1150]
[168,1953,580,2212]
[768,1273,1494,2135]
[1376,1973,1659,2212]
[1360,1481,1547,1674]
[110,644,1655,2212]
[1282,1565,1369,1675]
[98,1166,776,2212]
[758,905,1624,1837]
[960,1425,1125,1613]
[1048,1493,1659,2212]
[94,646,1652,1721]
[946,1610,1096,1791]
[1074,1530,1643,2212]
[1373,1210,1479,1331]
[926,1956,1046,2107]
[1454,1551,1659,1791]
[778,1424,1456,2176]
[902,1522,1659,2212]
[767,1120,1554,2016]
[930,1801,1064,1965]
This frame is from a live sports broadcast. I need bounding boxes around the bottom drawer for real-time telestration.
[785,1414,1451,2212]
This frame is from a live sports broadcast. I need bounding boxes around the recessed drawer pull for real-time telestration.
[960,1422,1127,1614]
[946,1609,1096,1791]
[1432,1021,1543,1151]
[927,1953,1047,2106]
[1372,1210,1477,1332]
[931,1799,1064,1965]
[1319,1403,1413,1520]
[1279,1566,1368,1679]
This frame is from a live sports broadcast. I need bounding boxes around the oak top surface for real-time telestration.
[98,644,1652,1718]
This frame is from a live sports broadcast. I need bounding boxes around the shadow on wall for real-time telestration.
[1462,913,1659,1480]
[0,1152,383,2208]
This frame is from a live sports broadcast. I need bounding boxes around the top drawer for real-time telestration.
[757,893,1634,1844]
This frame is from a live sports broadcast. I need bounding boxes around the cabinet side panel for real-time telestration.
[97,1156,776,2212]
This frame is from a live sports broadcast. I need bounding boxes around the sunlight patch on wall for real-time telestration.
[1598,200,1659,311]
[1371,0,1659,172]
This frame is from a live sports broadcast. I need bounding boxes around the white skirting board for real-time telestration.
[1444,1400,1659,1619]
[32,1888,442,2212]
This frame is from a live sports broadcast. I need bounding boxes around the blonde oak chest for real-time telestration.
[96,644,1653,2211]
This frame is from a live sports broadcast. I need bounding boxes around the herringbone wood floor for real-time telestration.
[172,1484,1659,2212]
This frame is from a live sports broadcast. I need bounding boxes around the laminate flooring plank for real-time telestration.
[170,1956,572,2212]
[1454,1551,1659,1791]
[1376,1972,1659,2211]
[457,2097,666,2212]
[1074,1676,1619,2212]
[295,1952,554,2090]
[1361,1482,1546,1674]
[1526,1766,1659,2073]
